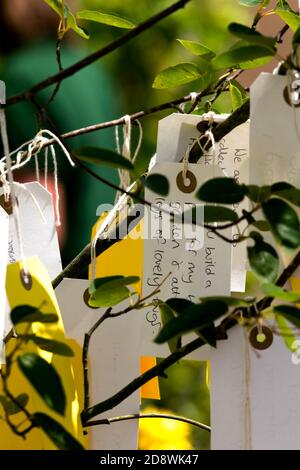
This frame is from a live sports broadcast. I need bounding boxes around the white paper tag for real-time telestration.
[250,72,300,186]
[0,206,8,364]
[7,182,62,280]
[156,113,249,292]
[141,162,231,358]
[55,279,142,450]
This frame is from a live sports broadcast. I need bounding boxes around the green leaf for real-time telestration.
[262,283,300,302]
[213,45,273,69]
[274,305,300,329]
[0,394,29,416]
[228,23,276,50]
[74,147,134,171]
[19,335,74,357]
[271,182,300,207]
[239,0,269,6]
[246,184,271,203]
[276,10,300,32]
[144,174,169,196]
[11,305,58,325]
[153,62,208,89]
[158,302,181,353]
[88,276,138,307]
[229,80,248,111]
[276,314,297,351]
[89,276,139,295]
[166,298,194,314]
[251,220,271,232]
[43,0,89,39]
[76,10,136,29]
[262,198,300,249]
[247,238,279,282]
[197,324,217,348]
[177,39,215,59]
[200,296,254,307]
[204,205,238,223]
[197,178,248,204]
[33,413,84,450]
[18,353,66,416]
[155,300,228,344]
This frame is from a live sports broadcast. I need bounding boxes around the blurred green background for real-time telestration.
[0,0,252,450]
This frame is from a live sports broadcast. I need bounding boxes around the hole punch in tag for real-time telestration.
[249,325,273,351]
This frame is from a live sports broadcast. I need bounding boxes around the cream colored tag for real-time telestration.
[156,113,249,292]
[142,162,231,357]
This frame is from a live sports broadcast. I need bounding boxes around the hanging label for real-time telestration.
[1,256,84,450]
[5,182,62,280]
[156,113,249,292]
[0,205,8,364]
[56,278,142,450]
[142,162,231,357]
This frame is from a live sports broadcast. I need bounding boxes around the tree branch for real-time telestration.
[84,413,211,432]
[5,0,192,106]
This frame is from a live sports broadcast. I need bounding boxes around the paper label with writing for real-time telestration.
[142,162,231,357]
[7,182,62,280]
[156,113,249,292]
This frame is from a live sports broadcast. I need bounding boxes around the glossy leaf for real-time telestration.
[274,305,300,329]
[204,205,238,223]
[144,174,169,196]
[177,39,215,59]
[155,300,228,344]
[11,305,58,325]
[228,23,276,50]
[276,10,300,32]
[158,302,181,353]
[246,184,271,203]
[88,276,138,307]
[0,394,29,416]
[166,298,194,314]
[200,296,254,307]
[18,353,66,416]
[89,276,139,294]
[197,178,248,204]
[229,79,248,110]
[76,10,136,29]
[34,413,84,450]
[262,283,300,302]
[239,0,270,6]
[271,182,300,207]
[262,198,300,249]
[247,238,279,282]
[43,0,89,39]
[276,314,297,352]
[153,62,208,89]
[213,45,273,69]
[19,335,74,357]
[293,27,300,51]
[74,147,134,171]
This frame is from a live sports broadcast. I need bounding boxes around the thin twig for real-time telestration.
[5,0,192,106]
[84,413,211,432]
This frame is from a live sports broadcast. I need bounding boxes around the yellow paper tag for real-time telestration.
[90,216,160,400]
[0,256,86,449]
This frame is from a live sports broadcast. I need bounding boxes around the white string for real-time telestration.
[132,120,143,162]
[91,181,136,280]
[0,108,29,276]
[0,162,9,202]
[34,154,40,182]
[179,92,199,113]
[50,144,61,227]
[44,147,48,191]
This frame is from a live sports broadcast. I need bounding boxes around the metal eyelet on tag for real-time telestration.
[249,325,273,350]
[83,288,99,309]
[20,269,33,291]
[283,85,300,108]
[176,170,197,194]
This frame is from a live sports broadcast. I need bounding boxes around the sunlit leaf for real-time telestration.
[213,45,273,69]
[274,305,300,329]
[262,283,300,302]
[177,39,215,59]
[76,10,136,29]
[153,62,208,89]
[228,23,276,50]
